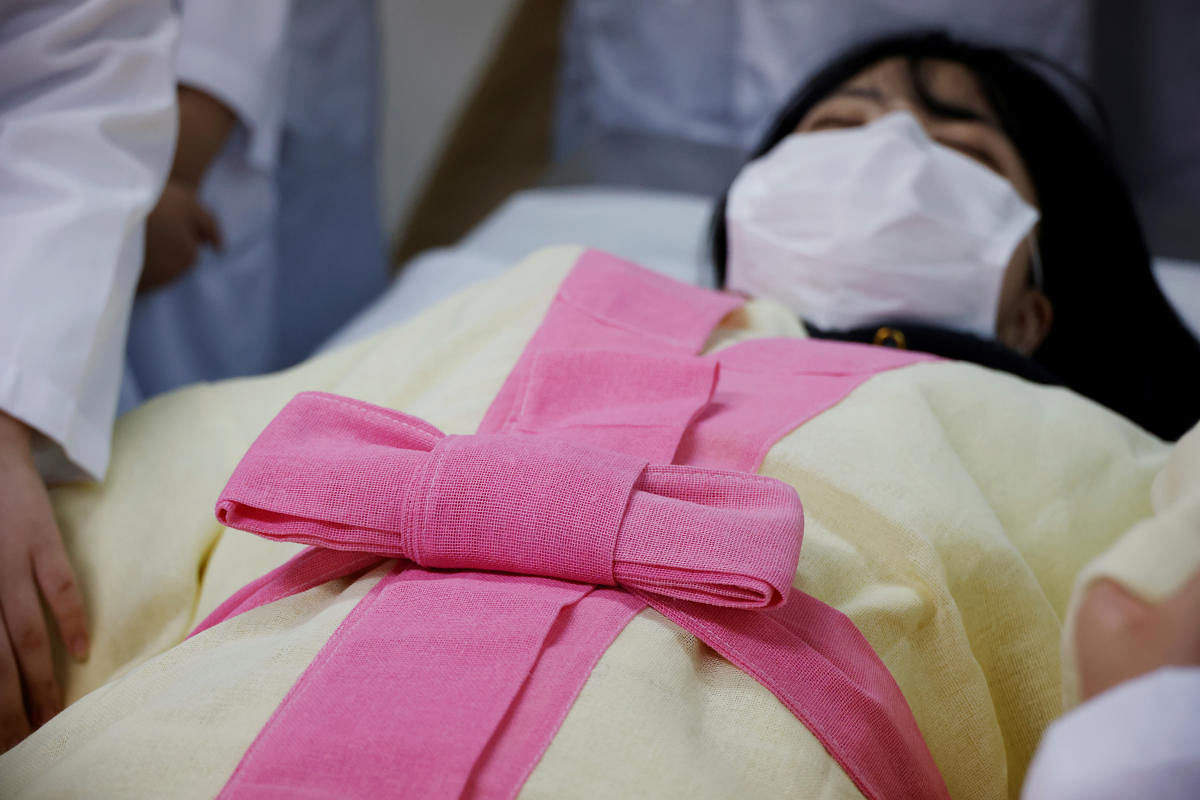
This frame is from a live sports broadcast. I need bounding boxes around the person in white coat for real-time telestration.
[122,0,386,407]
[0,0,177,750]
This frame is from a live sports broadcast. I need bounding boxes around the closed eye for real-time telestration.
[807,116,864,131]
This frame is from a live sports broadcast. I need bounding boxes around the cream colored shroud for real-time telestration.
[0,247,1192,800]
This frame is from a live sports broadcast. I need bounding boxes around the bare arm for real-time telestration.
[171,85,236,188]
[139,86,235,292]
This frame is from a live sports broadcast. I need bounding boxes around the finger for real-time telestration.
[0,577,62,730]
[0,616,30,752]
[32,538,89,662]
[1075,578,1156,700]
[192,203,223,251]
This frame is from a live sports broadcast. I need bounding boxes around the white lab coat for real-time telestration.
[122,0,386,406]
[556,0,1092,155]
[1022,667,1200,799]
[0,0,177,481]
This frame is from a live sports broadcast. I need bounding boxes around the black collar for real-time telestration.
[805,321,1061,386]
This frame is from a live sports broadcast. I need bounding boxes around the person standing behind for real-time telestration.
[124,0,386,408]
[0,0,177,750]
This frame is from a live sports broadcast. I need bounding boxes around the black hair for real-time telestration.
[711,31,1200,440]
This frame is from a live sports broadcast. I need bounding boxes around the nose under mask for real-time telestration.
[724,111,1040,340]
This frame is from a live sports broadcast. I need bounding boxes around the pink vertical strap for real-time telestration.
[479,250,742,436]
[220,567,595,799]
[463,587,646,797]
[483,257,945,797]
[512,350,722,462]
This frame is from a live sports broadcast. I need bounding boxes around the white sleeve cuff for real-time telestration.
[175,1,291,168]
[1023,667,1200,800]
[0,360,110,482]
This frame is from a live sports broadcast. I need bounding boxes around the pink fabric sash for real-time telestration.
[215,392,804,610]
[204,250,947,799]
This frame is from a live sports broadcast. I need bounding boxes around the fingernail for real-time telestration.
[71,636,89,661]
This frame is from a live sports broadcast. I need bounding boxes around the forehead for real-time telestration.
[834,56,998,121]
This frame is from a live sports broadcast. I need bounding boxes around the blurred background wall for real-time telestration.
[376,0,524,253]
[375,0,1200,265]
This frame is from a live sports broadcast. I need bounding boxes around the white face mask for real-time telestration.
[725,111,1040,339]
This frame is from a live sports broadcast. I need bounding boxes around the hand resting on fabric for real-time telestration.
[0,412,89,752]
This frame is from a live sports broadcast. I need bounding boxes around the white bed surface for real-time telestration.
[323,187,714,351]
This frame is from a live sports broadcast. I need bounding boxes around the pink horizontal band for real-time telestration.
[211,391,803,611]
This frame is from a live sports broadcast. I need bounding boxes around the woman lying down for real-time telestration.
[3,32,1199,800]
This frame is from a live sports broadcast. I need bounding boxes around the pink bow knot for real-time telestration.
[216,392,803,609]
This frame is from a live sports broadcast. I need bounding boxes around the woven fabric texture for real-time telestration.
[214,390,804,610]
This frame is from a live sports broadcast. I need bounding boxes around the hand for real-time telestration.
[1075,569,1200,701]
[0,413,89,752]
[139,179,222,293]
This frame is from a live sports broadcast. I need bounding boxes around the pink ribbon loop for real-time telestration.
[617,465,802,608]
[215,392,803,609]
[405,433,646,586]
